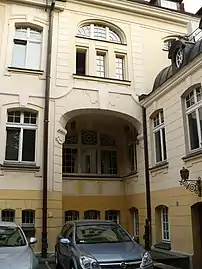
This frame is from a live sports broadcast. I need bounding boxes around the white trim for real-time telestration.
[161,207,170,242]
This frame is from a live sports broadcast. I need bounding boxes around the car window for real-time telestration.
[0,226,26,247]
[61,224,70,237]
[76,224,131,244]
[64,225,74,240]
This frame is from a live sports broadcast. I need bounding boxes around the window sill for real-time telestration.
[149,161,169,172]
[63,173,121,180]
[73,74,131,85]
[153,242,171,251]
[1,162,40,172]
[182,149,202,162]
[7,66,44,75]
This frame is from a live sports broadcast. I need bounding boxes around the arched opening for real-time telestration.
[105,210,120,224]
[191,202,202,269]
[62,111,139,178]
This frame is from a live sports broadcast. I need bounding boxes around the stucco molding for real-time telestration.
[55,127,67,145]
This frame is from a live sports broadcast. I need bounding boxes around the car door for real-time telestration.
[60,224,74,268]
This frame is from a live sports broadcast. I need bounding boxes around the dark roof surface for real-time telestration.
[152,38,202,91]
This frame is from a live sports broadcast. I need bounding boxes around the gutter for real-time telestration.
[41,0,55,258]
[10,0,64,10]
[142,106,152,250]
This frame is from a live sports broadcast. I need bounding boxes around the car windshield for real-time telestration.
[0,226,26,247]
[76,224,131,244]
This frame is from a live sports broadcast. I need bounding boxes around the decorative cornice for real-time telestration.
[9,0,65,11]
[69,0,199,26]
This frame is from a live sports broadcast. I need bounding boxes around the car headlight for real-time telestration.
[80,256,100,269]
[140,251,153,268]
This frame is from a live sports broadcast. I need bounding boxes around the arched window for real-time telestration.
[12,24,42,70]
[77,23,122,44]
[65,210,79,222]
[184,85,202,151]
[63,124,118,176]
[22,209,35,224]
[84,210,100,220]
[1,209,15,222]
[5,109,37,163]
[105,210,120,224]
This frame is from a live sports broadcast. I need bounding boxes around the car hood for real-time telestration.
[0,246,35,269]
[77,241,144,262]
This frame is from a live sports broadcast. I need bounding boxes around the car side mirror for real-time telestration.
[29,237,37,245]
[60,238,71,245]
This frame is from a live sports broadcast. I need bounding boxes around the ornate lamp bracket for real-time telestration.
[179,167,202,197]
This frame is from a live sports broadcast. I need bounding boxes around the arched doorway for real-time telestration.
[191,202,202,269]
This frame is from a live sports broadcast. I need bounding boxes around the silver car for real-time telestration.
[55,220,153,269]
[0,221,39,269]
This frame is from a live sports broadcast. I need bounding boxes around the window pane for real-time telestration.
[162,128,167,160]
[24,112,37,124]
[22,129,36,162]
[188,111,199,150]
[5,128,20,161]
[100,150,117,175]
[12,40,26,68]
[62,148,78,173]
[155,130,162,162]
[7,111,21,123]
[26,42,41,69]
[81,149,97,173]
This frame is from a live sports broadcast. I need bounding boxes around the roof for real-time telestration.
[152,38,202,91]
[0,221,18,227]
[67,220,117,226]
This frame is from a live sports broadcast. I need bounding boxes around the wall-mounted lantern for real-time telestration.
[179,167,202,197]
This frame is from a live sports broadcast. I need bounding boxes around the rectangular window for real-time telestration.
[116,55,124,80]
[100,150,117,175]
[62,148,78,174]
[153,111,167,163]
[128,144,137,172]
[12,27,42,70]
[96,51,106,77]
[160,0,177,10]
[105,210,120,224]
[76,49,86,75]
[161,207,170,241]
[5,111,37,163]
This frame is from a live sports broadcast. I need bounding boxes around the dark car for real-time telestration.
[55,220,153,269]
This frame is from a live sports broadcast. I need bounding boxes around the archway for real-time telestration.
[191,202,202,269]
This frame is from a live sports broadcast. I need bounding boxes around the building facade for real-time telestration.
[0,0,200,263]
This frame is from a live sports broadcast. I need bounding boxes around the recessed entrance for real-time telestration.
[191,202,202,269]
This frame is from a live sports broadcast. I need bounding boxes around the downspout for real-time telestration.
[41,0,55,258]
[142,106,152,251]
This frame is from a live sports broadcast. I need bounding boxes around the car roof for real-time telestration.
[67,220,118,226]
[0,221,18,227]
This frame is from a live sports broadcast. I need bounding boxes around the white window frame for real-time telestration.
[12,26,42,70]
[185,87,202,152]
[5,111,37,163]
[96,51,106,77]
[152,111,167,164]
[115,54,125,80]
[161,207,170,242]
[160,0,178,10]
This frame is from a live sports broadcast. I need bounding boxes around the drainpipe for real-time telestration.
[41,0,55,258]
[142,106,152,251]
